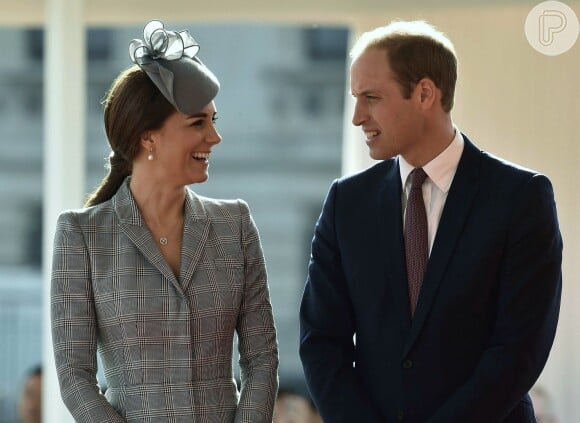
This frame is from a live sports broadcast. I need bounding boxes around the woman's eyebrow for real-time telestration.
[186,112,208,119]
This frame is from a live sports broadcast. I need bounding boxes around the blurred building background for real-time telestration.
[0,1,579,422]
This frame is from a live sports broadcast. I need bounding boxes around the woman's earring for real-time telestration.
[147,149,154,161]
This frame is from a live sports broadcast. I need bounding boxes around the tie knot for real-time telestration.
[410,168,428,189]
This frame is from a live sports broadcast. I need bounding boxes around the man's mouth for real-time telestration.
[365,130,380,140]
[192,152,210,161]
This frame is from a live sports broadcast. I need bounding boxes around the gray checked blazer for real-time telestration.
[51,179,279,422]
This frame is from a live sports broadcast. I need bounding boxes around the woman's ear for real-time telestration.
[140,130,155,150]
[139,131,157,161]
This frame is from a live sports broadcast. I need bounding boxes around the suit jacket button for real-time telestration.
[403,359,413,369]
[396,410,405,421]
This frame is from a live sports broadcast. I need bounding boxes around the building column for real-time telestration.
[42,0,85,422]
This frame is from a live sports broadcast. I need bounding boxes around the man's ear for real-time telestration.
[415,78,438,110]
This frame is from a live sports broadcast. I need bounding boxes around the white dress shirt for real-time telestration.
[399,127,464,254]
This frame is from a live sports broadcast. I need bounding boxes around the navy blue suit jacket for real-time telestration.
[300,136,562,422]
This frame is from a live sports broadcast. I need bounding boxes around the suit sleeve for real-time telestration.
[299,181,384,423]
[234,200,279,423]
[51,212,124,422]
[429,174,562,422]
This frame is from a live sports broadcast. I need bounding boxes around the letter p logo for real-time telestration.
[539,10,567,45]
[525,1,579,55]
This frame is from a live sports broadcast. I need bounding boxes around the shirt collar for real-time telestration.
[399,126,464,193]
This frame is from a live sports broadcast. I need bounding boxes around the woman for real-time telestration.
[51,20,278,422]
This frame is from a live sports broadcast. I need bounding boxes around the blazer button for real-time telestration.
[396,410,405,421]
[402,359,413,369]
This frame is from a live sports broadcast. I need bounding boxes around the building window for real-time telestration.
[26,28,112,61]
[304,26,348,61]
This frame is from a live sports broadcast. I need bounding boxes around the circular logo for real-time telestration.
[525,1,579,55]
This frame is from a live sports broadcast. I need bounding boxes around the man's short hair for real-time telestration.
[351,20,457,112]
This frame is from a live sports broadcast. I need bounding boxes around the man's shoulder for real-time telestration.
[337,159,397,187]
[479,149,544,186]
[460,136,554,207]
[463,133,542,181]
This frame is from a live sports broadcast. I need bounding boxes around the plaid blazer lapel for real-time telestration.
[179,189,210,292]
[113,180,181,290]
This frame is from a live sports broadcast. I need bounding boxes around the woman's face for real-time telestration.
[147,102,221,186]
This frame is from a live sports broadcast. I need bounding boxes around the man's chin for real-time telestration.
[369,149,395,161]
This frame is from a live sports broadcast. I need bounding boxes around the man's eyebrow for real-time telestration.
[351,89,374,97]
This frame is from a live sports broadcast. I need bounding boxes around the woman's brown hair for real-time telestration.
[85,65,175,207]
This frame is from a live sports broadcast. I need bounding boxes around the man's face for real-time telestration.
[350,47,424,162]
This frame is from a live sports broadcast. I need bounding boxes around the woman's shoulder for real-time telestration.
[56,198,115,226]
[187,190,250,218]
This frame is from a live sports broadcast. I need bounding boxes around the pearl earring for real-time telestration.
[147,149,153,161]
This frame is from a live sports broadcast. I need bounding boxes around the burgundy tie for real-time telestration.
[404,168,428,317]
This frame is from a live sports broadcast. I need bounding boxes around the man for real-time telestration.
[299,20,562,423]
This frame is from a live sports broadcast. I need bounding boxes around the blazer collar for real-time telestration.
[179,189,210,291]
[113,178,210,293]
[113,178,144,226]
[377,158,412,335]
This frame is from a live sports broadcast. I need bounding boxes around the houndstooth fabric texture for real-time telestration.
[404,168,429,317]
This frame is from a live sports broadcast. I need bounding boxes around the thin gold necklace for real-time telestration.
[154,218,183,247]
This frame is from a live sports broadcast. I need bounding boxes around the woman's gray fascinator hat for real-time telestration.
[129,20,220,115]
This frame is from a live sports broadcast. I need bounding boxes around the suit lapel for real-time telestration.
[403,137,482,357]
[377,158,413,334]
[114,180,182,293]
[179,189,210,292]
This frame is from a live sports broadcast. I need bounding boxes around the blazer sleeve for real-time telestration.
[234,200,279,423]
[429,174,563,422]
[51,212,124,422]
[299,181,384,423]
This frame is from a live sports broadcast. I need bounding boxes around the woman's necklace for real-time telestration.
[152,217,183,247]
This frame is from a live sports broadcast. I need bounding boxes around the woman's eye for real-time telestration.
[190,120,203,127]
[212,116,219,124]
